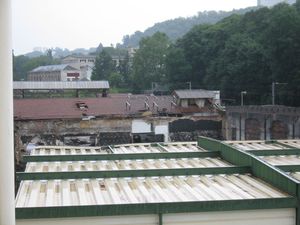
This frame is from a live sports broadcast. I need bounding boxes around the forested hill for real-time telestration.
[121,7,258,48]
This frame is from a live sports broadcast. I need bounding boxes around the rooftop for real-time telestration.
[13,81,109,90]
[29,64,78,73]
[224,139,300,182]
[173,89,218,99]
[15,138,297,220]
[13,95,219,120]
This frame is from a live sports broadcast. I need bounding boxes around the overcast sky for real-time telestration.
[12,0,257,55]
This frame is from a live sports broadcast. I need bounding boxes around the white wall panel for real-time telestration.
[17,209,295,225]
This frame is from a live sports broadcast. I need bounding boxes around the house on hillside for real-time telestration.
[27,64,80,81]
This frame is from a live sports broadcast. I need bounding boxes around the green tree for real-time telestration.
[91,50,115,80]
[13,52,60,81]
[165,45,192,89]
[118,51,131,86]
[132,32,170,92]
[108,72,123,88]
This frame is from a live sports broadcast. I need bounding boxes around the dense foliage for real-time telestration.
[165,3,300,106]
[13,50,60,81]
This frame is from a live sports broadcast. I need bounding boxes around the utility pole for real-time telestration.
[241,91,247,106]
[272,82,275,105]
[272,82,287,105]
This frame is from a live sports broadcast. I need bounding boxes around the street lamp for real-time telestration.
[241,91,247,106]
[272,82,287,105]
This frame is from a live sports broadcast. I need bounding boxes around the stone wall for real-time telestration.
[224,105,300,140]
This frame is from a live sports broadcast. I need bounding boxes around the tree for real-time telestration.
[165,45,192,89]
[91,50,115,80]
[13,54,60,81]
[108,72,123,88]
[164,3,300,106]
[132,32,170,92]
[118,51,131,86]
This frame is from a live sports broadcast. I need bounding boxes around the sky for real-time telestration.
[12,0,257,55]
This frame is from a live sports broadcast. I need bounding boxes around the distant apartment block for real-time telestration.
[27,64,80,81]
[62,55,96,80]
[258,0,296,7]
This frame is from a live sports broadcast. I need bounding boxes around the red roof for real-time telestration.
[14,94,218,120]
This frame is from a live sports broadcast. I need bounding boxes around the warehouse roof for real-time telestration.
[29,64,78,73]
[224,139,300,182]
[16,138,296,220]
[13,81,109,90]
[14,95,219,120]
[16,174,287,208]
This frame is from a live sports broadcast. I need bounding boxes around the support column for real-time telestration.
[240,115,245,141]
[265,117,272,140]
[0,0,15,224]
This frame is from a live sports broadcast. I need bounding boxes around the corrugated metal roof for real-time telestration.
[277,140,300,149]
[25,157,232,172]
[29,64,78,73]
[225,140,288,151]
[16,141,290,210]
[30,143,204,155]
[260,155,300,166]
[174,89,217,99]
[13,81,109,90]
[16,174,287,208]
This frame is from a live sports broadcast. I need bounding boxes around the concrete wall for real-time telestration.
[224,106,300,141]
[16,208,295,225]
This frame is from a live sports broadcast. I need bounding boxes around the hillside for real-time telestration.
[121,7,258,48]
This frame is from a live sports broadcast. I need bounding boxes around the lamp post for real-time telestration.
[186,81,191,90]
[241,91,247,106]
[272,82,287,105]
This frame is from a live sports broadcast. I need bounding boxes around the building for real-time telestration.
[13,81,110,98]
[223,105,300,141]
[13,92,222,151]
[27,64,80,81]
[258,0,296,7]
[15,137,300,225]
[173,89,221,108]
[62,55,96,80]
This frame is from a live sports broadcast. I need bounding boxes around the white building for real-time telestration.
[173,89,221,108]
[258,0,296,7]
[62,55,96,80]
[27,64,81,81]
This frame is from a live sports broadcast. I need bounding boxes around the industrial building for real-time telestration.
[15,137,300,225]
[27,64,81,81]
[13,90,222,150]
